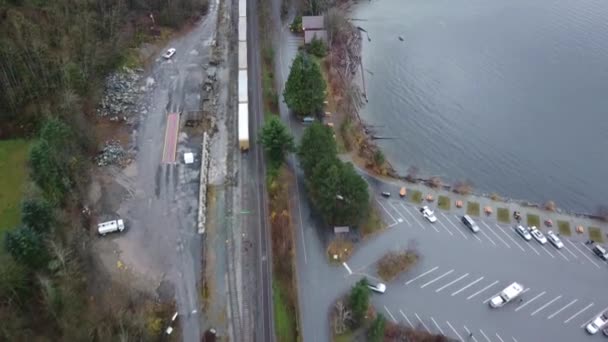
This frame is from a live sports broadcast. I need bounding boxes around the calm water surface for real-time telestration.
[354,0,608,213]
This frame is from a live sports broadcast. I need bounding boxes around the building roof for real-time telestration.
[302,15,324,30]
[304,30,327,44]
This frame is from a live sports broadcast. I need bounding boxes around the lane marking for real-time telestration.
[564,302,594,323]
[447,321,464,341]
[554,247,569,262]
[496,333,505,342]
[384,306,397,323]
[530,295,562,316]
[479,329,491,342]
[514,291,546,311]
[415,313,431,333]
[389,201,410,225]
[420,269,454,288]
[442,213,469,239]
[406,266,439,285]
[539,243,555,258]
[452,276,485,296]
[436,273,470,293]
[512,338,519,342]
[547,299,578,319]
[580,305,608,328]
[437,219,454,236]
[399,309,414,328]
[567,240,600,268]
[562,243,579,259]
[400,203,426,230]
[482,221,510,248]
[342,262,352,275]
[495,224,525,251]
[431,316,445,336]
[468,280,500,300]
[463,325,478,342]
[376,200,397,226]
[479,228,497,246]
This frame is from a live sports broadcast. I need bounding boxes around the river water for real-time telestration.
[354,0,608,213]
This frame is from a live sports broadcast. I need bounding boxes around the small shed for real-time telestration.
[334,226,350,234]
[302,16,324,31]
[304,30,328,44]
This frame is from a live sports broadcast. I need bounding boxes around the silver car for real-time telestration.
[529,226,547,244]
[546,230,564,249]
[515,225,532,241]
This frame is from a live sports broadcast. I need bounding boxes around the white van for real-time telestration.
[97,219,125,236]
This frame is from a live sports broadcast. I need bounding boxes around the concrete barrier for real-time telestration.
[198,132,210,234]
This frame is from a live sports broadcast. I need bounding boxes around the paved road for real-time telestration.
[245,0,275,340]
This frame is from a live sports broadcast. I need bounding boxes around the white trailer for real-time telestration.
[238,17,247,42]
[97,219,125,236]
[238,70,248,103]
[239,0,246,17]
[490,282,524,308]
[238,103,249,151]
[238,41,248,70]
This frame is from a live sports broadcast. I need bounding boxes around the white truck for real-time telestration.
[489,282,524,308]
[97,219,125,236]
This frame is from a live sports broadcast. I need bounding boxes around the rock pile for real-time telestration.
[96,140,129,166]
[97,67,143,121]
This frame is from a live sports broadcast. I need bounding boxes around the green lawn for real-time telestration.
[497,208,510,223]
[466,202,480,216]
[526,214,540,228]
[273,280,297,342]
[557,220,571,236]
[0,139,30,233]
[410,190,422,204]
[438,196,450,211]
[589,227,604,243]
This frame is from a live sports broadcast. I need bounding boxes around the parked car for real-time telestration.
[163,48,176,59]
[420,206,437,223]
[586,311,608,334]
[368,282,386,294]
[381,192,391,198]
[461,215,480,233]
[593,244,608,261]
[515,225,532,241]
[529,226,547,244]
[399,187,407,197]
[546,230,564,249]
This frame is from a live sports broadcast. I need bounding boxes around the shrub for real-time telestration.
[306,37,327,58]
[368,314,386,342]
[377,251,418,282]
[348,278,370,326]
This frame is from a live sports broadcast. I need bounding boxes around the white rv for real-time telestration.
[97,219,125,236]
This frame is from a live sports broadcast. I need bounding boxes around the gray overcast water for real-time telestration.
[354,0,608,213]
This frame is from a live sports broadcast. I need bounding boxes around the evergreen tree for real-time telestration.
[283,52,326,116]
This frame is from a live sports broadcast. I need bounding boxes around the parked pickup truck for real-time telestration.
[489,282,524,308]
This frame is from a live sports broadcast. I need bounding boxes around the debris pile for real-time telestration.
[97,67,143,121]
[96,140,129,166]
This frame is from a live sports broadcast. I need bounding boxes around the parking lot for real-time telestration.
[345,196,608,341]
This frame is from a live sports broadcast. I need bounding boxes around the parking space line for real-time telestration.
[580,305,608,328]
[561,243,579,259]
[448,321,465,341]
[342,262,352,274]
[547,299,578,319]
[421,269,454,288]
[463,326,478,342]
[437,220,454,236]
[400,203,427,231]
[441,213,469,239]
[539,244,555,258]
[389,201,410,225]
[530,295,562,316]
[406,266,439,285]
[496,332,505,342]
[479,228,497,246]
[436,273,470,292]
[376,200,397,226]
[481,221,510,248]
[399,309,414,328]
[554,247,569,262]
[566,240,600,268]
[384,306,397,323]
[479,329,491,342]
[515,291,546,311]
[495,224,525,251]
[415,313,431,333]
[512,338,519,342]
[469,280,500,300]
[452,276,485,296]
[564,302,594,323]
[431,317,445,336]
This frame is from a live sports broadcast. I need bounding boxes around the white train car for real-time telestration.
[238,0,249,151]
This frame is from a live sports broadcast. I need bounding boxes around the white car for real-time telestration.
[368,282,386,294]
[586,311,608,334]
[163,48,176,59]
[515,225,532,241]
[419,206,437,223]
[529,226,547,244]
[546,230,563,249]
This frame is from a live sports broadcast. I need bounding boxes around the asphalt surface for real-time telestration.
[244,0,275,340]
[114,7,218,341]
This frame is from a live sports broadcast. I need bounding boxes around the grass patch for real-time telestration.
[437,196,450,211]
[557,220,572,236]
[327,238,354,263]
[361,206,385,238]
[273,280,297,342]
[497,208,510,223]
[377,250,418,282]
[526,214,540,228]
[0,139,30,233]
[410,190,422,204]
[466,201,480,216]
[589,227,604,243]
